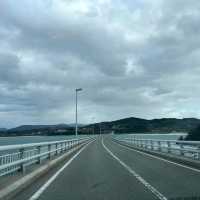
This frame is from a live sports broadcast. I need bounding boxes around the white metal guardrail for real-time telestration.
[113,135,200,160]
[0,136,92,177]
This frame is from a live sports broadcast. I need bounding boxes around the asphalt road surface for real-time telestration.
[14,136,200,200]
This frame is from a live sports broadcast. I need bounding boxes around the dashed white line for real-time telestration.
[114,140,200,173]
[29,140,93,200]
[102,138,168,200]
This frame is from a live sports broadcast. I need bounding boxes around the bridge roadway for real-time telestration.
[14,136,200,200]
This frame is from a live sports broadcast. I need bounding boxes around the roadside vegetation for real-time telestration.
[185,125,200,141]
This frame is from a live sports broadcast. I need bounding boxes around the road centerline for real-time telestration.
[102,138,168,200]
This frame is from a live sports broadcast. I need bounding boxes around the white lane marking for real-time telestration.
[114,140,200,173]
[29,140,93,200]
[102,139,168,200]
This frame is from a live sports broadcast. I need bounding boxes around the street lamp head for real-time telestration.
[76,88,83,92]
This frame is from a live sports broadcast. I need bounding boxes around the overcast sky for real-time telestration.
[0,0,200,128]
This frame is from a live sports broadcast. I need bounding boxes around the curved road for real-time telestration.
[14,136,200,200]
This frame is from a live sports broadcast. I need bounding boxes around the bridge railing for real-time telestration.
[0,136,92,177]
[113,136,200,161]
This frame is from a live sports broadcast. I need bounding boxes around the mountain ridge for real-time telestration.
[0,117,200,136]
[85,117,200,134]
[9,124,70,132]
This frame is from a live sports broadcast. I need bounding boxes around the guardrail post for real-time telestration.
[65,142,67,151]
[67,141,70,149]
[139,140,142,148]
[37,146,41,164]
[48,144,51,159]
[62,142,64,152]
[140,140,143,148]
[167,141,171,153]
[60,143,63,153]
[60,143,62,154]
[141,140,144,148]
[19,148,26,174]
[55,143,58,155]
[142,140,145,148]
[137,140,139,147]
[133,137,136,145]
[158,141,161,152]
[198,146,200,160]
[151,140,154,150]
[180,143,184,156]
[145,140,147,149]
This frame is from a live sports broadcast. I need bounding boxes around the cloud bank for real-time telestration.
[0,0,200,127]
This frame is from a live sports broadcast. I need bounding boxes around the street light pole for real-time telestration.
[75,88,83,136]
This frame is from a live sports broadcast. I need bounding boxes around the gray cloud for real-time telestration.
[0,0,200,128]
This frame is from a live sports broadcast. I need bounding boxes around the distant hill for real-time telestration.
[9,124,69,132]
[68,123,85,128]
[85,117,200,134]
[0,123,90,136]
[1,117,200,136]
[0,128,7,131]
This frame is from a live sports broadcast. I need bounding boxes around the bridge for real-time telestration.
[0,135,200,200]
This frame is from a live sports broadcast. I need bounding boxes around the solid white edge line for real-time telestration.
[102,138,168,200]
[114,140,200,173]
[29,140,94,200]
